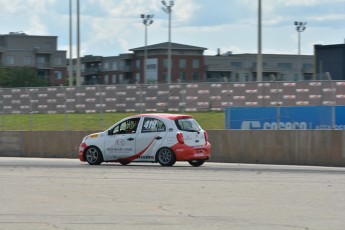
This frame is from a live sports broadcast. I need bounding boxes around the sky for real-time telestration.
[0,0,344,57]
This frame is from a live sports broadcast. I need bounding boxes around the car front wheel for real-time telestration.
[85,146,103,165]
[156,147,176,166]
[188,159,205,167]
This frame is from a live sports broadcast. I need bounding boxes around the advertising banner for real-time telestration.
[225,106,345,130]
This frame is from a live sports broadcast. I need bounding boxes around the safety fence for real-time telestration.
[0,81,344,115]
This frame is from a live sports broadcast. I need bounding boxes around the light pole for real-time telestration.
[141,14,154,84]
[257,0,263,82]
[294,21,307,80]
[161,0,174,83]
[69,0,73,86]
[76,0,81,86]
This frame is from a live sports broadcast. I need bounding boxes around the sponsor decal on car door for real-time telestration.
[104,117,140,160]
[104,133,137,160]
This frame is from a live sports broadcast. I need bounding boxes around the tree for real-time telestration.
[0,67,50,87]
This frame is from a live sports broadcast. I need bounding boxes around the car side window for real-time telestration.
[112,118,140,134]
[141,118,166,133]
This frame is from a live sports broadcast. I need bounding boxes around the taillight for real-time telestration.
[176,132,184,144]
[204,131,209,142]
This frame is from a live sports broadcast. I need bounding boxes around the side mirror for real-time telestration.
[107,130,113,135]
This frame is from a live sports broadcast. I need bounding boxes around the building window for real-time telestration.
[54,71,62,80]
[36,56,46,63]
[119,61,125,69]
[55,57,62,66]
[179,72,186,81]
[231,62,242,68]
[104,75,109,84]
[112,75,116,84]
[7,55,15,65]
[179,59,186,68]
[136,73,140,83]
[147,64,156,69]
[303,63,312,69]
[243,73,249,81]
[278,63,292,69]
[24,56,32,65]
[294,74,299,81]
[136,60,140,69]
[103,62,109,70]
[163,59,173,68]
[119,74,124,83]
[112,62,117,70]
[192,59,199,68]
[304,73,313,80]
[192,72,200,81]
[162,72,167,82]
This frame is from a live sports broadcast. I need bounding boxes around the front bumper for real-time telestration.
[78,142,88,161]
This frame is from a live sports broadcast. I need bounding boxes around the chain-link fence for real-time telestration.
[0,80,344,130]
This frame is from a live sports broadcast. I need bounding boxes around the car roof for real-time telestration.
[132,113,193,120]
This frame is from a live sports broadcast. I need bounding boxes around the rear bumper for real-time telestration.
[171,142,211,161]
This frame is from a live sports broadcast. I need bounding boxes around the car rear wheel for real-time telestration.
[85,146,103,165]
[188,159,205,167]
[156,147,176,166]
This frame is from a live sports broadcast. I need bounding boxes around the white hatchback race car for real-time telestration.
[79,113,211,167]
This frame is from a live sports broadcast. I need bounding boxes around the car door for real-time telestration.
[103,117,140,161]
[134,117,168,161]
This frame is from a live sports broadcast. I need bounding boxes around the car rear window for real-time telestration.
[175,118,201,132]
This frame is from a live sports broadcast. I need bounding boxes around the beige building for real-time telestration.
[0,32,67,86]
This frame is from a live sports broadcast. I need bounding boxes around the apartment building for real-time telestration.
[0,32,67,86]
[80,53,136,85]
[77,42,206,85]
[205,52,314,82]
[75,42,314,85]
[130,42,206,83]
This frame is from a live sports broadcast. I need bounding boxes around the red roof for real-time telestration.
[134,113,192,120]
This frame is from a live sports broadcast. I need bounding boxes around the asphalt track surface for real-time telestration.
[0,157,345,230]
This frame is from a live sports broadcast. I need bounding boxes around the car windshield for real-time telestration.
[175,118,201,132]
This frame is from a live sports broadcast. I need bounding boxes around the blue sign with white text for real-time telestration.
[225,106,345,130]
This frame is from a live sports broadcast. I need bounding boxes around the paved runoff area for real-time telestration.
[0,157,345,230]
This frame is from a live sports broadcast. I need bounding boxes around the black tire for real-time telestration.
[188,159,206,167]
[85,146,103,165]
[156,147,176,166]
[119,161,131,166]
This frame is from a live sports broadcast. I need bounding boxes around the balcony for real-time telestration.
[120,66,132,72]
[302,66,314,73]
[36,62,52,69]
[82,67,101,75]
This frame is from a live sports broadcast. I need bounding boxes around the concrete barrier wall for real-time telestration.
[207,130,345,167]
[1,130,345,167]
